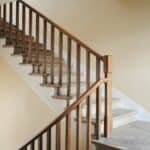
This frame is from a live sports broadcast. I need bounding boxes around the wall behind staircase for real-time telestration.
[0,56,54,150]
[25,0,150,111]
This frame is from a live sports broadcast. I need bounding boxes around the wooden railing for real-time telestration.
[19,78,112,150]
[0,0,112,149]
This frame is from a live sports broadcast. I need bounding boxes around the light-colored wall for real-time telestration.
[24,0,150,111]
[0,56,53,150]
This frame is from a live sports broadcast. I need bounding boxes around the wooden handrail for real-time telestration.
[19,78,110,149]
[18,0,103,58]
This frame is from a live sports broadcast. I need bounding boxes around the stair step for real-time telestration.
[0,26,17,31]
[15,42,44,48]
[29,67,76,77]
[3,30,23,37]
[29,72,49,76]
[6,36,34,43]
[3,44,14,48]
[92,139,124,150]
[3,42,43,49]
[81,98,121,114]
[8,39,35,45]
[41,81,86,88]
[52,95,73,100]
[20,57,62,66]
[54,83,104,99]
[6,34,33,40]
[29,70,76,77]
[20,57,63,66]
[32,58,62,64]
[81,109,137,128]
[30,51,52,57]
[40,83,62,88]
[14,47,52,53]
[32,64,67,75]
[44,75,85,84]
[11,53,23,56]
[13,49,52,56]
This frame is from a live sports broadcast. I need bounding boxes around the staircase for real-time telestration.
[0,0,138,150]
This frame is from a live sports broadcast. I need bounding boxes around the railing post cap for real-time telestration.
[103,55,112,73]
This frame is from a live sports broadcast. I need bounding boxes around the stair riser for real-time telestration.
[113,113,137,128]
[78,112,137,134]
[31,57,62,63]
[6,37,33,43]
[4,42,44,49]
[32,64,67,73]
[57,84,105,97]
[42,73,83,84]
[13,48,52,55]
[81,102,122,116]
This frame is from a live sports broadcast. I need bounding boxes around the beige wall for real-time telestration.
[25,0,150,111]
[0,56,53,150]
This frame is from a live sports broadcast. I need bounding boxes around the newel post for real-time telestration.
[103,55,112,138]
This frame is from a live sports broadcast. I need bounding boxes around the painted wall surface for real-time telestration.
[24,0,150,111]
[0,0,15,3]
[0,56,53,150]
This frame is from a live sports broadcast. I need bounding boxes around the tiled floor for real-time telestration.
[94,121,150,150]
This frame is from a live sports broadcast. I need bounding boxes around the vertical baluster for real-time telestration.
[47,128,51,150]
[43,19,47,74]
[56,31,63,95]
[86,51,90,90]
[76,44,81,150]
[87,95,91,150]
[95,56,101,139]
[56,122,61,150]
[0,5,1,37]
[24,146,27,150]
[3,4,6,22]
[50,25,55,84]
[3,4,6,36]
[76,44,81,98]
[35,14,39,65]
[9,2,12,44]
[67,37,72,104]
[31,141,35,150]
[38,136,43,150]
[76,105,81,150]
[0,5,1,19]
[65,114,71,150]
[16,0,19,48]
[86,51,91,150]
[104,55,112,138]
[22,4,26,62]
[28,9,33,63]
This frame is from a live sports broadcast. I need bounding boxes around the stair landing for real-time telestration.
[93,121,150,150]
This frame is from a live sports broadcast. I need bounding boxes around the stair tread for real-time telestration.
[11,51,52,57]
[52,95,73,100]
[3,42,43,48]
[92,138,125,150]
[29,70,76,76]
[29,72,49,76]
[40,83,62,88]
[82,97,121,106]
[41,81,87,88]
[81,109,137,123]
